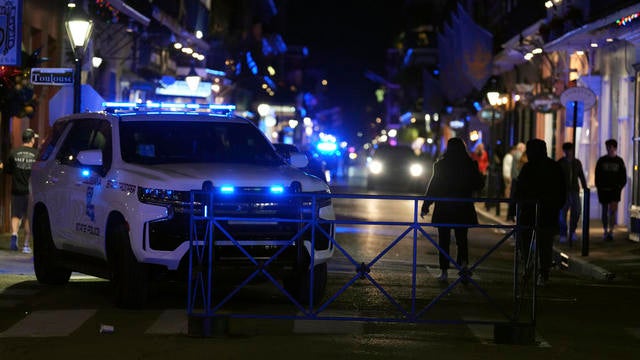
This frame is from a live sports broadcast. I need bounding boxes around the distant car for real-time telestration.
[366,145,430,193]
[274,143,328,183]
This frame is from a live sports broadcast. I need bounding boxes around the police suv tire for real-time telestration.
[111,225,149,309]
[33,207,71,285]
[284,262,327,305]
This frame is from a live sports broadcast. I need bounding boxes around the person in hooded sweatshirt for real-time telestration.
[514,139,566,286]
[421,137,484,282]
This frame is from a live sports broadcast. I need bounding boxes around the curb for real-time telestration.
[552,249,615,281]
[476,207,615,281]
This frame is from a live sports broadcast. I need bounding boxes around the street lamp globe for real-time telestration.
[65,7,93,55]
[65,6,93,114]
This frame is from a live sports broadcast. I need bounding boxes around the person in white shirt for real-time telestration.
[502,146,515,198]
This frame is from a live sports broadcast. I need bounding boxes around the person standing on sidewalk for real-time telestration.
[502,145,515,199]
[595,139,627,242]
[421,137,485,282]
[557,142,588,243]
[515,139,566,286]
[3,128,39,253]
[506,142,526,222]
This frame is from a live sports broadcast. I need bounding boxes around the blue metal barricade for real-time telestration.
[186,191,539,340]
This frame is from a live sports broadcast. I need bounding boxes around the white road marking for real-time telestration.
[0,309,95,337]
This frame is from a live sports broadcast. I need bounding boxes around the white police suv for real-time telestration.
[30,102,335,308]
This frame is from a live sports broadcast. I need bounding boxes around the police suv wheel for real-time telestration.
[111,224,149,309]
[33,207,71,285]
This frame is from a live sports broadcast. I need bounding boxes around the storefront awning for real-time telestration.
[494,19,546,74]
[544,3,640,52]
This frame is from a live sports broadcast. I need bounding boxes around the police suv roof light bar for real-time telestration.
[102,101,236,115]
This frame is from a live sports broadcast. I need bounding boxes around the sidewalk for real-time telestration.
[0,232,35,275]
[476,202,640,282]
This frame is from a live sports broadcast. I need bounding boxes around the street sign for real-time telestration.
[30,68,73,86]
[560,86,596,110]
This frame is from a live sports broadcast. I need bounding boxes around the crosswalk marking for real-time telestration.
[0,309,95,337]
[145,309,188,334]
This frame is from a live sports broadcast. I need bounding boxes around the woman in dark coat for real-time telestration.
[421,137,484,281]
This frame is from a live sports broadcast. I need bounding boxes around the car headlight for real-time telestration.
[369,160,383,174]
[409,163,423,177]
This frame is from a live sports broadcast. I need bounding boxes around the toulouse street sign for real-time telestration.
[30,68,73,85]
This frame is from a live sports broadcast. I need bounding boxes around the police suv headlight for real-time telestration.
[409,163,424,177]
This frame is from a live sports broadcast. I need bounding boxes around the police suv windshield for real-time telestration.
[120,121,283,165]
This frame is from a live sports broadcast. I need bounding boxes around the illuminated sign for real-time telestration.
[30,68,73,85]
[155,80,212,98]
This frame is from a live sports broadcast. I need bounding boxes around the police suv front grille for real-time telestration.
[146,188,332,259]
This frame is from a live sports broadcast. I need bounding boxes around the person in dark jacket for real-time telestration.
[557,142,587,243]
[514,139,566,286]
[595,139,627,241]
[421,137,484,282]
[4,128,39,253]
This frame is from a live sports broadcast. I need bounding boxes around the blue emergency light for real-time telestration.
[269,185,284,194]
[220,186,235,194]
[102,101,236,115]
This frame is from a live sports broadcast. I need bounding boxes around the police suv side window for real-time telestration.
[38,120,71,161]
[56,119,112,175]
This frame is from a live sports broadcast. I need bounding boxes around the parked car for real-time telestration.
[366,144,431,193]
[30,103,335,308]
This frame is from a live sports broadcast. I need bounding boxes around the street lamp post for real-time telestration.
[65,5,93,114]
[486,91,501,215]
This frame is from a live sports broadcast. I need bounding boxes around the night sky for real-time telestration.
[281,1,446,144]
[281,1,405,142]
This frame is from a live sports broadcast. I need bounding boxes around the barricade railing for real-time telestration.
[186,191,540,342]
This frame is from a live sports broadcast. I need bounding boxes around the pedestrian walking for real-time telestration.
[595,139,627,241]
[502,145,515,198]
[514,139,566,286]
[421,137,485,282]
[4,128,39,253]
[557,142,588,243]
[470,142,490,209]
[506,142,526,222]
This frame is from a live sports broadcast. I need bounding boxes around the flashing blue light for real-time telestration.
[102,102,236,113]
[433,69,440,76]
[317,142,337,153]
[206,68,226,77]
[473,101,482,111]
[270,185,284,194]
[220,186,235,194]
[81,169,90,177]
